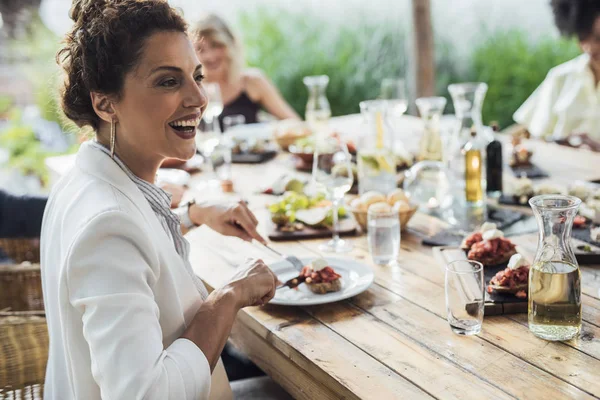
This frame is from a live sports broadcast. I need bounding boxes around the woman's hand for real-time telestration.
[189,200,267,244]
[225,258,277,307]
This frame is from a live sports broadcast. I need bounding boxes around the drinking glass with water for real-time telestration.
[445,260,484,335]
[367,208,400,265]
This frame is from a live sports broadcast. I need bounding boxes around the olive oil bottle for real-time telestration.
[463,128,486,207]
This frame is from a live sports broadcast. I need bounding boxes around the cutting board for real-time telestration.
[268,218,358,241]
[433,246,527,315]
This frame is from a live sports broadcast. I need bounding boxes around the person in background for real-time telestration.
[513,0,600,151]
[41,1,289,399]
[0,189,47,238]
[190,14,299,130]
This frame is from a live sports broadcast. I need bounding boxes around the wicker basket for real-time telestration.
[0,238,41,264]
[350,205,418,232]
[0,264,44,313]
[0,313,48,399]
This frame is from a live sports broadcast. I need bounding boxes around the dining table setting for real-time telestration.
[179,90,600,399]
[36,77,600,399]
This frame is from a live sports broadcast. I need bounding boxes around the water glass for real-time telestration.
[445,260,484,335]
[367,209,400,265]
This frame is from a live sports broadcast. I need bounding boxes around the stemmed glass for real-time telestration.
[312,136,354,253]
[196,83,224,189]
[380,78,408,118]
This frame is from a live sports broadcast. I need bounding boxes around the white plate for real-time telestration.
[269,257,374,306]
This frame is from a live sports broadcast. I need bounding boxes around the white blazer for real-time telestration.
[40,142,232,400]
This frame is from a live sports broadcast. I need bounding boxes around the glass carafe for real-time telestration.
[528,195,582,341]
[303,75,331,135]
[357,100,397,195]
[416,96,447,162]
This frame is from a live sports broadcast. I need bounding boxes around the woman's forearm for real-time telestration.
[180,287,240,371]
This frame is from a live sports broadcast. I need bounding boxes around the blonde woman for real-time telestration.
[190,14,299,129]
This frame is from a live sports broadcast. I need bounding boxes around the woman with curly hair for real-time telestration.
[513,0,600,148]
[40,1,286,398]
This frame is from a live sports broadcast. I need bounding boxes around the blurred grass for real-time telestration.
[239,7,408,117]
[238,8,582,129]
[470,30,580,127]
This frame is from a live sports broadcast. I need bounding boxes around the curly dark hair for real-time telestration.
[57,0,187,131]
[551,0,600,40]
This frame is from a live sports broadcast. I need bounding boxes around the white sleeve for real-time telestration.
[513,70,562,139]
[66,210,211,400]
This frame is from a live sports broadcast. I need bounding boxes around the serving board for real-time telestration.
[433,246,527,315]
[572,225,600,264]
[510,163,548,179]
[421,207,527,247]
[268,218,358,241]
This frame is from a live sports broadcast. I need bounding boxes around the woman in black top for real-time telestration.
[190,14,300,130]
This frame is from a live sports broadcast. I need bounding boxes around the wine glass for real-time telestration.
[380,78,408,118]
[203,82,224,133]
[312,137,354,253]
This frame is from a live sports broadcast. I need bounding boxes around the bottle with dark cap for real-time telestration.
[486,122,503,197]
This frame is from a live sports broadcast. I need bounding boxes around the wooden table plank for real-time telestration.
[296,244,600,397]
[187,230,433,400]
[350,285,594,400]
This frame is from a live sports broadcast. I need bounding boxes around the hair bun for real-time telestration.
[69,0,109,25]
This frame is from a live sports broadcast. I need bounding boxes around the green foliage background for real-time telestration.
[0,7,584,183]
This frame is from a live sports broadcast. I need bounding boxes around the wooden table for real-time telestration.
[186,117,600,400]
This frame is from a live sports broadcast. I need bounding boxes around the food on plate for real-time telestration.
[461,223,517,266]
[509,142,533,167]
[534,182,567,196]
[591,226,600,242]
[487,254,530,299]
[573,215,588,229]
[273,120,312,150]
[301,258,342,294]
[231,137,274,155]
[511,177,534,205]
[268,191,346,231]
[568,183,592,201]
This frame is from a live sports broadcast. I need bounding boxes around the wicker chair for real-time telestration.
[0,313,48,399]
[0,238,46,399]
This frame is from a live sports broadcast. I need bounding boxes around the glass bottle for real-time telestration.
[357,100,397,195]
[462,128,486,207]
[486,122,503,197]
[528,195,582,341]
[416,96,447,162]
[303,75,331,135]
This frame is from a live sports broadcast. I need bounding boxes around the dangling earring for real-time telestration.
[110,119,116,159]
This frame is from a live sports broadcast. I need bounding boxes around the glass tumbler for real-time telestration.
[445,260,484,335]
[367,208,400,265]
